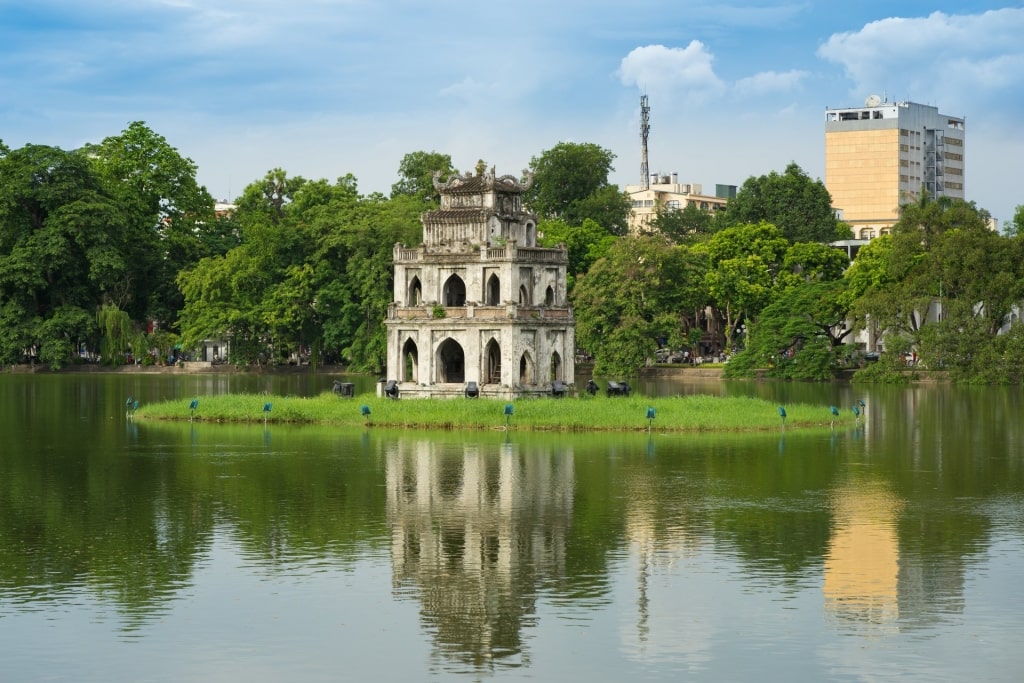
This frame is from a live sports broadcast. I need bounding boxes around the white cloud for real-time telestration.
[817,8,1024,105]
[733,69,808,97]
[617,42,725,101]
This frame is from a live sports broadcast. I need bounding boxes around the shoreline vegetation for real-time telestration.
[136,393,856,433]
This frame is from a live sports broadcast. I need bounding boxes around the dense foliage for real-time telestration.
[719,162,851,243]
[524,142,631,236]
[3,125,1022,384]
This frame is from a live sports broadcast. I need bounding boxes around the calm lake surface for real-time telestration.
[1,373,1022,682]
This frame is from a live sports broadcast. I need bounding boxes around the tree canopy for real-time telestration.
[524,142,630,235]
[722,163,850,243]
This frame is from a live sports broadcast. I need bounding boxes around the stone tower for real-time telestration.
[384,166,575,398]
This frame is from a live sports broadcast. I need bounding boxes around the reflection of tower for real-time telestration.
[385,439,575,671]
[640,95,651,190]
[823,482,902,632]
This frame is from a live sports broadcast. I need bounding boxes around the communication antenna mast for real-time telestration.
[640,94,651,189]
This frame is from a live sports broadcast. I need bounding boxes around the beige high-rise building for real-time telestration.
[825,97,965,240]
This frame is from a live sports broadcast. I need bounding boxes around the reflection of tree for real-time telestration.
[385,439,575,672]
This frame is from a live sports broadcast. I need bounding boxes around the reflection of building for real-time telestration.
[385,168,574,398]
[385,439,575,670]
[823,483,902,631]
[624,174,733,235]
[825,98,966,239]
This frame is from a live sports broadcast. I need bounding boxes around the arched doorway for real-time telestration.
[519,284,530,306]
[436,338,465,383]
[402,338,418,383]
[407,276,422,306]
[484,338,501,384]
[550,351,562,382]
[486,273,501,306]
[519,352,534,385]
[443,274,466,306]
[545,285,554,306]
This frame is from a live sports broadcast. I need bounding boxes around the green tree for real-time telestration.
[572,236,707,374]
[536,218,616,291]
[86,122,217,325]
[722,163,850,243]
[651,202,713,244]
[524,142,630,235]
[725,280,851,380]
[0,143,129,366]
[695,222,790,351]
[391,151,457,203]
[1003,204,1024,237]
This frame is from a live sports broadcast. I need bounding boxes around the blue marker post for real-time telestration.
[830,405,839,429]
[189,399,199,422]
[504,403,514,430]
[263,402,272,425]
[125,397,134,418]
[852,404,861,425]
[778,405,787,429]
[646,407,656,433]
[360,404,371,425]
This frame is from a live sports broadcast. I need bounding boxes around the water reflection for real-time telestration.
[2,375,1024,682]
[384,437,575,672]
[824,482,903,632]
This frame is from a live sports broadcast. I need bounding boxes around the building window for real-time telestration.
[665,200,680,210]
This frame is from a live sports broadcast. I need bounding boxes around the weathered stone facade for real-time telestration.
[383,167,575,398]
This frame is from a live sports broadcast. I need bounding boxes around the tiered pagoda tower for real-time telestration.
[384,166,574,398]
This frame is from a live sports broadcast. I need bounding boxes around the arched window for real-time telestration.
[550,351,562,382]
[519,352,534,385]
[486,273,501,306]
[443,274,466,306]
[436,338,465,383]
[519,284,531,306]
[484,338,501,384]
[407,276,422,306]
[545,286,554,306]
[402,338,418,383]
[525,221,536,247]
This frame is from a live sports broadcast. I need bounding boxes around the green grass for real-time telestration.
[136,392,855,432]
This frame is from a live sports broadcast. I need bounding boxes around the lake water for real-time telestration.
[1,373,1022,682]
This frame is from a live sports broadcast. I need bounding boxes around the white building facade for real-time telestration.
[384,168,575,399]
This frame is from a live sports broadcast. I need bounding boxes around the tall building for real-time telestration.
[825,97,965,239]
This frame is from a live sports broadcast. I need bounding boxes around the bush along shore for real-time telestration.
[135,393,858,433]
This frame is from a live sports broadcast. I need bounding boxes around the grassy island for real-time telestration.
[136,393,855,432]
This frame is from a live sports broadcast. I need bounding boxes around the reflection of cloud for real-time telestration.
[818,9,1024,105]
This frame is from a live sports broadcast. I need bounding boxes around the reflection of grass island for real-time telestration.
[137,393,853,432]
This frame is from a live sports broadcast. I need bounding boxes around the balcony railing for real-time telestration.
[392,244,566,264]
[387,303,573,321]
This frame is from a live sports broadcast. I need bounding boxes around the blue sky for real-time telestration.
[2,1,1022,224]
